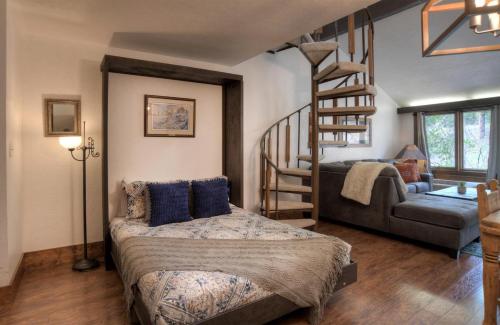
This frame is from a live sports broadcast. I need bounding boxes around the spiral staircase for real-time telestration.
[260,11,377,230]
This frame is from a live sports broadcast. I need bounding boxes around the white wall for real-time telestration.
[319,85,409,162]
[6,0,23,285]
[0,0,8,285]
[0,0,24,286]
[108,74,223,218]
[12,8,407,255]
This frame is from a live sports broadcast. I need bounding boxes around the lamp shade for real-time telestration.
[395,144,427,160]
[59,136,82,149]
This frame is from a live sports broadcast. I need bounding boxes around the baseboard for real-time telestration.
[23,241,104,271]
[0,241,104,305]
[0,255,25,305]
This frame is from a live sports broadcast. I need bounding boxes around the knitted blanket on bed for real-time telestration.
[119,236,349,325]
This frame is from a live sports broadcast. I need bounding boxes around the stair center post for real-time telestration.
[311,65,320,231]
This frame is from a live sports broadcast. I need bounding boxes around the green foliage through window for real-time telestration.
[425,114,456,168]
[463,111,490,170]
[424,110,491,171]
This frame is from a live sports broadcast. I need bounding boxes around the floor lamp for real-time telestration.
[59,121,100,271]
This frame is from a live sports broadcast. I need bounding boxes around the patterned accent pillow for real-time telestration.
[122,180,147,219]
[147,181,192,227]
[395,163,420,183]
[191,177,231,218]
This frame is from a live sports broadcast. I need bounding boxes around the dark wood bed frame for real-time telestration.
[101,55,357,324]
[112,241,357,325]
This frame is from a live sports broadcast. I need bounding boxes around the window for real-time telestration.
[424,109,491,176]
[425,113,456,168]
[463,111,490,170]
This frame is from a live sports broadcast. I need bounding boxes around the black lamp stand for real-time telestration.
[67,122,100,271]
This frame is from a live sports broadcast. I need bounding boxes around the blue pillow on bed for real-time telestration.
[147,181,192,227]
[191,177,231,218]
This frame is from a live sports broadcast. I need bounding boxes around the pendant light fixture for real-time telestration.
[422,0,500,56]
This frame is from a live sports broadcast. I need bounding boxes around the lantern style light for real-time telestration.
[422,0,500,57]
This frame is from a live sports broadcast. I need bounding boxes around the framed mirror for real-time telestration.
[45,98,81,137]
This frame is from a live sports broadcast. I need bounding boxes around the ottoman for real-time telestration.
[391,193,479,258]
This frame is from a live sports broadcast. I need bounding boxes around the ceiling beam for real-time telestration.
[397,96,500,114]
[319,0,427,41]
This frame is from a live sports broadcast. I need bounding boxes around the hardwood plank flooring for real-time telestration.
[0,220,487,325]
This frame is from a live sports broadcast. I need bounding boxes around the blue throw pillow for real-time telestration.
[192,177,231,218]
[147,181,192,227]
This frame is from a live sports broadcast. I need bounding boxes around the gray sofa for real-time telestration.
[318,162,479,257]
[341,159,433,193]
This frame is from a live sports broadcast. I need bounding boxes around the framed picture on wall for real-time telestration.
[44,98,81,137]
[144,95,196,137]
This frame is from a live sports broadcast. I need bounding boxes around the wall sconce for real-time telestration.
[422,0,500,57]
[60,121,100,272]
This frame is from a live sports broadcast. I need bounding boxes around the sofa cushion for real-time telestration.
[405,182,430,194]
[407,184,417,193]
[414,182,430,193]
[393,193,478,229]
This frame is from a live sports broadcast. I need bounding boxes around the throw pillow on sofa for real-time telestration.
[395,162,420,183]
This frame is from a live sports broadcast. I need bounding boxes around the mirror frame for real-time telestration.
[44,98,81,137]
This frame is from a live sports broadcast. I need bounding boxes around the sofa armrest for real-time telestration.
[420,173,433,191]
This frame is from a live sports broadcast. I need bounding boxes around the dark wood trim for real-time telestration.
[101,55,244,269]
[101,66,113,270]
[432,169,487,182]
[320,0,426,40]
[22,241,104,272]
[0,257,24,306]
[101,55,242,85]
[398,96,500,114]
[222,80,244,207]
[0,241,104,305]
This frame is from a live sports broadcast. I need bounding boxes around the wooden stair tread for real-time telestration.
[317,84,377,100]
[299,41,338,65]
[314,62,367,83]
[297,154,325,162]
[279,168,311,177]
[318,106,377,116]
[319,140,348,147]
[277,219,316,229]
[319,124,368,133]
[266,183,312,193]
[266,200,314,211]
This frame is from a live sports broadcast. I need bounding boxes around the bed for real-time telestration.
[110,205,357,325]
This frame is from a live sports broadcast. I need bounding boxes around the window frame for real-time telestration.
[424,108,491,182]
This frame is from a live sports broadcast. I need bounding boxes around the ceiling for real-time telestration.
[372,4,500,107]
[13,0,378,65]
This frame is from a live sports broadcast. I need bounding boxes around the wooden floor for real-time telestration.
[0,220,490,325]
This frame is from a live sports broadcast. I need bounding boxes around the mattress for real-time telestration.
[110,205,351,325]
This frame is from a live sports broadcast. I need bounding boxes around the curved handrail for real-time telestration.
[260,8,375,215]
[259,103,311,156]
[259,102,311,214]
